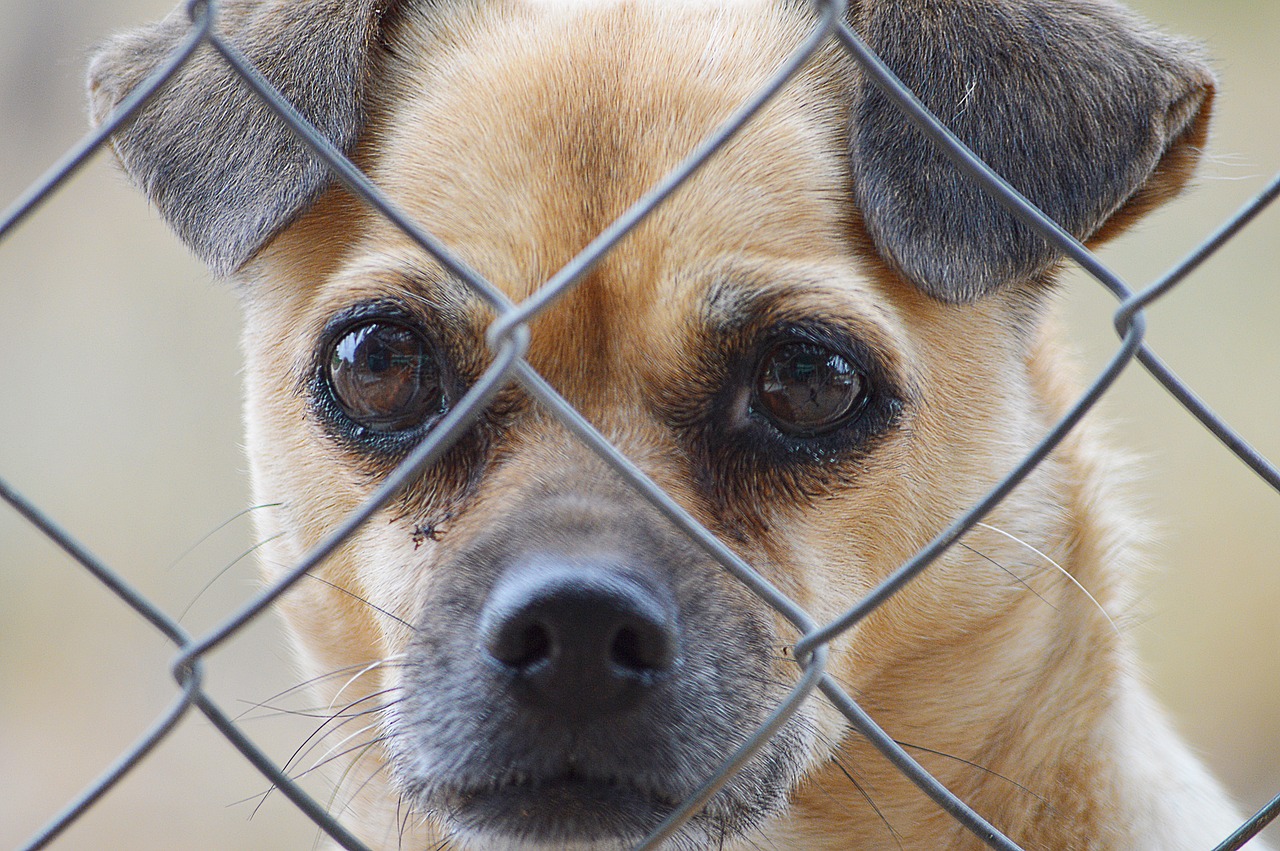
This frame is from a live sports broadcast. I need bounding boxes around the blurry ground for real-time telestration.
[0,0,1276,848]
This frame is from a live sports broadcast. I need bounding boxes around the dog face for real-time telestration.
[89,1,1221,848]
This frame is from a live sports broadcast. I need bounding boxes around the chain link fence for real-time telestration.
[2,0,1278,848]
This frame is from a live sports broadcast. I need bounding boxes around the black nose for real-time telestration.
[479,560,679,721]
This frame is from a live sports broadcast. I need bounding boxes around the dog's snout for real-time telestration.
[480,560,679,721]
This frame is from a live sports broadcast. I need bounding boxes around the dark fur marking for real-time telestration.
[846,0,1214,301]
[87,0,401,275]
[657,278,912,530]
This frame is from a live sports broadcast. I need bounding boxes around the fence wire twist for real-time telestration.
[3,0,1279,848]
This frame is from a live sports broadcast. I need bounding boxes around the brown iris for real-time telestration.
[326,321,444,432]
[753,342,866,435]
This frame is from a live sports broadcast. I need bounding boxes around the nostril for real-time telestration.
[610,621,674,675]
[490,619,553,670]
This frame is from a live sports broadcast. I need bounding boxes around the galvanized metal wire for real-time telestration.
[2,0,1277,848]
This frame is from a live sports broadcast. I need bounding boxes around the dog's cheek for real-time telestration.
[771,314,1081,694]
[349,524,447,652]
[236,290,416,683]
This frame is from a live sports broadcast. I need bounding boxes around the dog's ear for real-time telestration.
[87,0,400,276]
[846,0,1214,302]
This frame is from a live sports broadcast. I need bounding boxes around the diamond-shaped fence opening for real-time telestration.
[1,0,1277,849]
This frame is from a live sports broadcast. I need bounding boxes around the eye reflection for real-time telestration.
[753,342,866,435]
[326,321,445,432]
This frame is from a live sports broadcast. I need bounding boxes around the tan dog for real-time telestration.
[88,1,1265,849]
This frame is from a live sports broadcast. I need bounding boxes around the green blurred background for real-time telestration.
[0,0,1276,848]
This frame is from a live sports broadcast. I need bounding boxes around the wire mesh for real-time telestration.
[2,0,1277,848]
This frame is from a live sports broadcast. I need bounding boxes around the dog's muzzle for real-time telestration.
[387,494,813,846]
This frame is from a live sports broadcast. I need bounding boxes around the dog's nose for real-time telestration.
[479,560,679,721]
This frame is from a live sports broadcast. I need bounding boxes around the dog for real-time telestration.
[86,0,1267,848]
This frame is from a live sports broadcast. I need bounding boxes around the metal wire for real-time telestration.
[3,0,1276,848]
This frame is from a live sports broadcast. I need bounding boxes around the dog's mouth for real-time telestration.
[439,767,684,843]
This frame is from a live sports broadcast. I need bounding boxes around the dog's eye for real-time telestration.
[753,342,867,435]
[326,321,445,432]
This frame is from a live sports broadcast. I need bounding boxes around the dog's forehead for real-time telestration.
[360,0,856,306]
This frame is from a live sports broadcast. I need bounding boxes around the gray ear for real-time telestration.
[87,0,399,276]
[847,0,1215,302]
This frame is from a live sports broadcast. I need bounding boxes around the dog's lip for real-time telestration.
[444,768,682,840]
[456,767,676,806]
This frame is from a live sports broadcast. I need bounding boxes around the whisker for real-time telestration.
[300,723,390,781]
[826,753,905,851]
[957,541,1059,612]
[240,658,410,720]
[975,521,1120,635]
[330,656,405,713]
[305,573,418,633]
[329,737,397,819]
[893,739,1046,804]
[247,689,402,817]
[286,689,402,777]
[177,531,287,623]
[397,791,413,851]
[165,502,283,572]
[235,698,390,724]
[280,729,403,829]
[733,823,780,851]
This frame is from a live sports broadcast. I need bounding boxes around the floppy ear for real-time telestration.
[846,0,1215,302]
[87,0,400,277]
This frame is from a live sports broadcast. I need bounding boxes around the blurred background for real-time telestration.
[0,0,1276,848]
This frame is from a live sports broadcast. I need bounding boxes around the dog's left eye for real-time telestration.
[752,342,868,435]
[325,321,445,432]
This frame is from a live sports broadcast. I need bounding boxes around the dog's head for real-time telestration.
[90,0,1212,847]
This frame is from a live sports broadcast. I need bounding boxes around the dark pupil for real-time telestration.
[756,343,864,433]
[328,322,442,432]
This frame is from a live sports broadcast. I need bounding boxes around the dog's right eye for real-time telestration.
[325,321,446,432]
[752,342,869,436]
